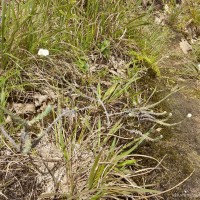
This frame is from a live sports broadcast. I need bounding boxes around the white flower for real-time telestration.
[198,63,200,71]
[164,4,170,14]
[38,48,49,56]
[168,112,172,117]
[186,113,192,118]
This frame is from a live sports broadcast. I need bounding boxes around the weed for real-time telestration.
[0,0,175,199]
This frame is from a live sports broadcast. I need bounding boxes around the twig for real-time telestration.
[97,97,111,127]
[0,191,8,200]
[0,106,28,127]
[38,153,58,189]
[28,108,76,153]
[0,126,20,152]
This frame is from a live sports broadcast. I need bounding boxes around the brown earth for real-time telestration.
[143,44,200,200]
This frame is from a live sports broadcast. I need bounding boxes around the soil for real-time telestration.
[143,45,200,199]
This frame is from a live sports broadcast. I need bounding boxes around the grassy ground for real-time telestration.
[0,0,200,199]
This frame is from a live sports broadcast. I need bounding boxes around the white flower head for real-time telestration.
[164,4,170,14]
[186,113,192,118]
[198,63,200,71]
[38,48,49,56]
[168,112,172,117]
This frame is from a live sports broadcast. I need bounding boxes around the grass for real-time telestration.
[162,0,200,78]
[0,0,198,199]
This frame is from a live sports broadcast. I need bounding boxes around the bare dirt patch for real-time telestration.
[143,42,200,199]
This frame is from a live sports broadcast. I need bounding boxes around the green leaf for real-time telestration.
[102,120,122,145]
[102,82,118,102]
[88,150,102,189]
[117,159,137,168]
[108,75,140,102]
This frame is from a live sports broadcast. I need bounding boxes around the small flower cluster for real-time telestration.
[186,113,192,118]
[38,48,49,56]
